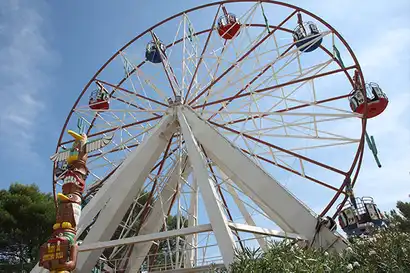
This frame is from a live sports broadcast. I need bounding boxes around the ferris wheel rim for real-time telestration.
[53,0,367,219]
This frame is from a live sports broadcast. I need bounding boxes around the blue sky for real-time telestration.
[0,0,409,219]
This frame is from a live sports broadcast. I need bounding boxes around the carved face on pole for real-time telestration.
[55,193,82,230]
[62,170,85,194]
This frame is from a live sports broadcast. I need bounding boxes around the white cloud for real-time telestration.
[0,0,58,161]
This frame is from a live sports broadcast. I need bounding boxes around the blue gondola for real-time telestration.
[293,22,322,52]
[338,196,388,237]
[145,41,166,63]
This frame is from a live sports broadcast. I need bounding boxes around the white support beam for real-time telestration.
[178,108,236,268]
[29,264,47,273]
[185,176,198,268]
[77,167,120,236]
[181,106,347,251]
[125,157,192,273]
[228,222,307,241]
[222,173,268,251]
[76,115,178,273]
[79,224,213,252]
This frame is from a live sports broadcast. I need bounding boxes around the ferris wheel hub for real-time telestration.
[167,95,184,107]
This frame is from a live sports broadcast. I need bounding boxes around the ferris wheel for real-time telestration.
[36,1,390,272]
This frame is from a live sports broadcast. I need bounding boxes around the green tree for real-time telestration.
[0,183,55,271]
[387,201,410,233]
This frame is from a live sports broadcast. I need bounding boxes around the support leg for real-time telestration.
[221,172,268,251]
[181,106,346,251]
[125,157,191,273]
[178,108,236,268]
[76,115,177,273]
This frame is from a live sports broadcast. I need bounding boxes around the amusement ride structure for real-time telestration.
[32,1,390,272]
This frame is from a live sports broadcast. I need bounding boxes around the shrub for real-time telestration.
[224,228,410,273]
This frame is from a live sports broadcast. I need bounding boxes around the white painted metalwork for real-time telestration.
[76,115,177,272]
[67,106,347,272]
[178,108,237,268]
[125,157,191,273]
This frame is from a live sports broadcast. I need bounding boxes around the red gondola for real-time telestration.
[89,86,109,111]
[349,82,388,118]
[217,13,241,40]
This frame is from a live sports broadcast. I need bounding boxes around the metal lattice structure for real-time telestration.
[32,1,372,272]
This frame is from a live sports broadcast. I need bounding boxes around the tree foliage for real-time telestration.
[0,183,55,271]
[0,183,186,272]
[386,201,410,233]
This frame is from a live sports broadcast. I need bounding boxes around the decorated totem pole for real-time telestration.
[39,127,112,273]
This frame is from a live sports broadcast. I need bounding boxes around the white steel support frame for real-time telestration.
[180,106,347,251]
[76,115,178,273]
[185,176,198,268]
[221,172,268,251]
[79,224,213,252]
[178,108,237,268]
[125,157,192,273]
[32,106,348,273]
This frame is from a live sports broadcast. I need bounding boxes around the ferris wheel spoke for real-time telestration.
[188,10,298,106]
[185,3,260,104]
[200,54,332,111]
[198,42,227,115]
[88,124,156,160]
[207,44,297,121]
[224,130,358,142]
[184,5,222,102]
[121,52,171,103]
[60,115,163,146]
[97,79,168,108]
[217,175,270,220]
[193,56,328,113]
[232,131,344,192]
[239,149,343,193]
[210,120,346,175]
[108,95,162,117]
[207,110,359,118]
[194,64,356,109]
[149,32,181,97]
[120,52,172,112]
[222,113,359,148]
[120,53,158,113]
[219,93,352,127]
[239,116,359,142]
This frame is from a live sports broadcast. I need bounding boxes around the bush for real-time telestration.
[225,228,410,273]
